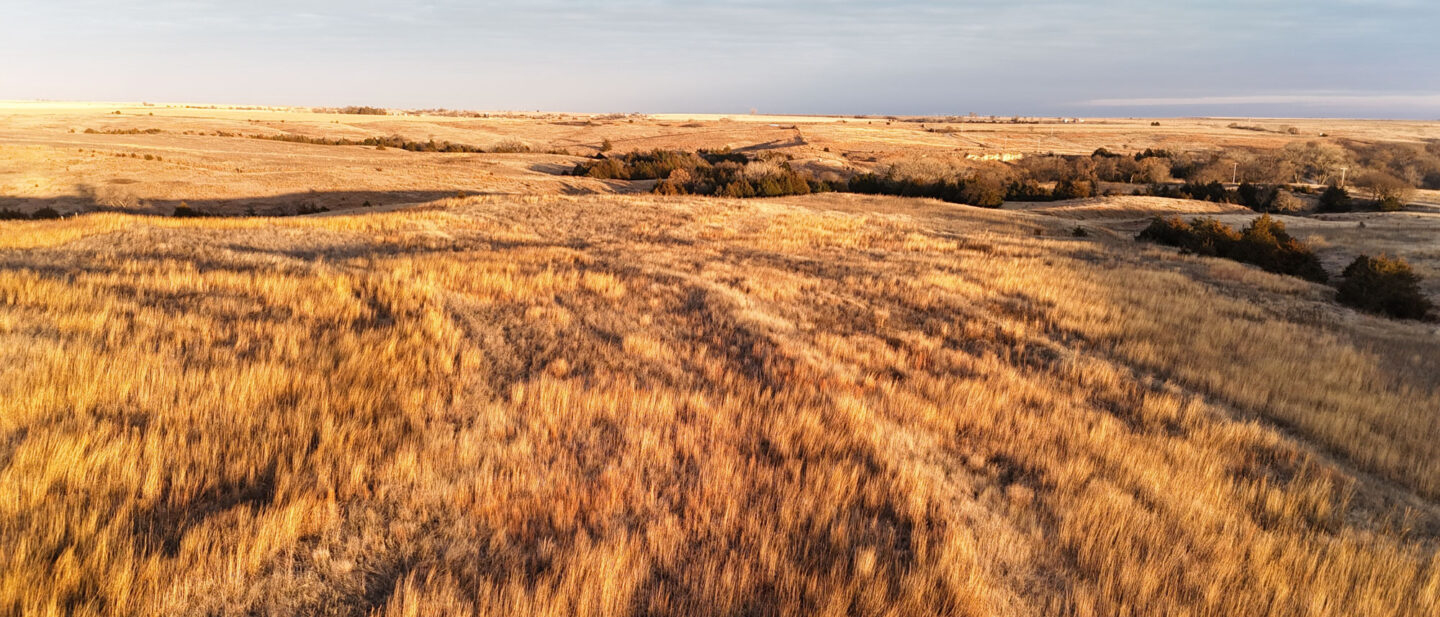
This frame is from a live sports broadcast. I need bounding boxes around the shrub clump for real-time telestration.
[1236,182,1275,210]
[0,207,63,220]
[1337,254,1433,320]
[1270,190,1304,213]
[847,172,1010,207]
[575,149,828,199]
[1137,214,1327,282]
[1181,181,1233,203]
[249,133,494,153]
[1317,185,1352,212]
[489,139,532,154]
[1052,178,1095,200]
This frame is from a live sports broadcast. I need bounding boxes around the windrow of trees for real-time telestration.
[1004,140,1438,212]
[247,133,528,153]
[571,149,1107,207]
[1142,181,1304,212]
[83,128,165,135]
[321,106,388,115]
[1145,140,1439,211]
[1010,140,1437,211]
[573,137,1439,211]
[573,149,841,199]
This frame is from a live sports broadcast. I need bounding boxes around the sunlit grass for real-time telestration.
[1,193,1436,616]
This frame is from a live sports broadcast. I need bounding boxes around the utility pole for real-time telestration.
[1232,161,1239,185]
[1339,166,1349,188]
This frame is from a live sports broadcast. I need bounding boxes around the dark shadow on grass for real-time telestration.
[0,189,468,218]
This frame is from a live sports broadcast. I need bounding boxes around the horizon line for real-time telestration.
[3,99,1437,123]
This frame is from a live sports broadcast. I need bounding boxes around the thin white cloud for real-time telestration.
[1086,94,1440,108]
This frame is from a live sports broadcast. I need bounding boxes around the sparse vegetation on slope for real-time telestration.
[1137,214,1329,282]
[2,195,1438,616]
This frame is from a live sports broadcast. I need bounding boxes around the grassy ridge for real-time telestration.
[1,195,1437,616]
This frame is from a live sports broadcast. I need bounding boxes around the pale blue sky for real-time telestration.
[3,1,1437,117]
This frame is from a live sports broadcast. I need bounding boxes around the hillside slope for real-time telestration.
[2,193,1438,616]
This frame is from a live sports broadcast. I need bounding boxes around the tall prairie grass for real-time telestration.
[0,194,1436,616]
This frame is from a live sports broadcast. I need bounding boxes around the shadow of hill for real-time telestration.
[732,135,807,154]
[0,190,469,217]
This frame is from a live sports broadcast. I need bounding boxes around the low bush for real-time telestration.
[1137,216,1240,256]
[1337,254,1434,320]
[1180,181,1233,204]
[1424,171,1440,190]
[1136,216,1192,246]
[1234,215,1329,282]
[490,139,532,154]
[1005,179,1052,201]
[1237,182,1274,210]
[1052,178,1094,200]
[1317,185,1352,212]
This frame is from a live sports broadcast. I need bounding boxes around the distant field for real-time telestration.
[2,103,1439,616]
[3,101,1436,216]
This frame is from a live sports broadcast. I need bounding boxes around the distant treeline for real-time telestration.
[569,148,1100,207]
[247,132,536,154]
[572,149,840,198]
[79,125,524,154]
[572,137,1440,211]
[82,128,165,135]
[310,106,389,115]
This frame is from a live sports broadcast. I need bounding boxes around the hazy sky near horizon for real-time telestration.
[3,1,1437,118]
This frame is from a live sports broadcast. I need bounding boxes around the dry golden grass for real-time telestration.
[5,102,1438,218]
[2,192,1438,616]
